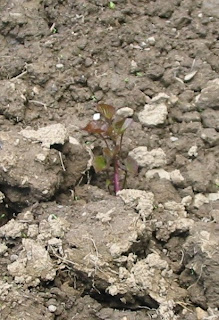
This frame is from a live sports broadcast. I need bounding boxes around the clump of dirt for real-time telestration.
[0,0,219,319]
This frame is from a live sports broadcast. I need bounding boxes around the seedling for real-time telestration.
[83,104,138,194]
[135,72,144,77]
[109,1,116,9]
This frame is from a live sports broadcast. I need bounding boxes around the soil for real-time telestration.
[0,0,219,319]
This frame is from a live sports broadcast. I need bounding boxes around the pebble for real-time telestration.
[56,63,64,69]
[138,103,168,127]
[0,244,8,255]
[193,193,209,208]
[201,128,219,146]
[48,305,57,313]
[196,307,208,319]
[147,36,156,45]
[170,136,178,142]
[93,113,101,120]
[188,145,198,157]
[84,57,93,67]
[10,254,18,262]
[116,107,134,118]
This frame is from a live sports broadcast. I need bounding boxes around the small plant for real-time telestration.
[109,1,116,9]
[83,104,138,194]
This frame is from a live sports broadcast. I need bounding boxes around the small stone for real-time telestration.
[184,70,198,82]
[10,254,18,262]
[196,78,219,110]
[208,192,219,202]
[0,219,27,239]
[76,39,87,49]
[196,307,208,320]
[181,195,193,207]
[93,90,103,101]
[201,128,219,146]
[170,170,184,185]
[170,136,178,142]
[201,109,219,130]
[116,107,134,118]
[151,93,169,104]
[130,60,138,73]
[0,191,5,203]
[48,305,57,313]
[146,169,170,180]
[69,136,80,145]
[188,145,198,157]
[35,153,46,162]
[138,103,168,127]
[182,111,200,122]
[129,146,166,168]
[93,113,101,120]
[27,224,39,238]
[84,57,93,67]
[147,65,164,80]
[169,95,178,105]
[56,63,64,69]
[147,36,156,45]
[0,243,8,255]
[193,194,209,208]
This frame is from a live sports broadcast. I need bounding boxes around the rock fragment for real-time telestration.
[196,79,219,110]
[138,103,168,127]
[0,219,27,239]
[188,145,198,157]
[193,193,209,208]
[116,107,134,118]
[20,123,68,148]
[8,239,56,286]
[129,146,166,168]
[0,243,8,255]
[118,189,154,220]
[0,130,64,204]
[201,128,219,146]
[201,109,219,130]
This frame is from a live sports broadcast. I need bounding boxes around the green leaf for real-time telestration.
[124,156,138,175]
[121,118,133,131]
[97,104,116,120]
[109,1,115,9]
[136,72,144,77]
[93,155,107,172]
[113,118,133,134]
[106,179,111,188]
[113,119,125,134]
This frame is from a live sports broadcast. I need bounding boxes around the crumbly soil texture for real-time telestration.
[0,0,219,319]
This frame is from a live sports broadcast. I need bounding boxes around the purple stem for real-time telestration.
[114,158,120,194]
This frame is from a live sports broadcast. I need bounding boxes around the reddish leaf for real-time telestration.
[124,156,138,175]
[83,121,105,134]
[97,104,116,120]
[93,155,107,172]
[100,123,111,136]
